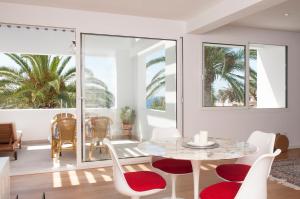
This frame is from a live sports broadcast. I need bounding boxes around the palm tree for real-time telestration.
[84,68,114,108]
[0,53,76,108]
[146,56,166,110]
[146,56,166,99]
[214,49,258,105]
[204,46,246,106]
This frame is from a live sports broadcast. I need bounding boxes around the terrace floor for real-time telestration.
[2,139,146,175]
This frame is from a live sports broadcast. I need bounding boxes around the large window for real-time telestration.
[0,53,76,109]
[203,43,246,107]
[203,42,287,108]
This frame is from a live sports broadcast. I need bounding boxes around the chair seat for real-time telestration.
[200,182,241,199]
[216,164,251,181]
[152,158,193,174]
[124,171,166,192]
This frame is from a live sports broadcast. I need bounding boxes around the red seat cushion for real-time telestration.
[124,171,166,192]
[152,158,193,174]
[216,164,251,182]
[200,182,241,199]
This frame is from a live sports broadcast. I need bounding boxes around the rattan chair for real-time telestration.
[51,117,76,158]
[87,116,112,159]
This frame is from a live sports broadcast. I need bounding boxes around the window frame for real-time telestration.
[201,42,288,110]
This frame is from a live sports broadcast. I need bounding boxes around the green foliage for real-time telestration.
[150,97,166,111]
[205,46,257,106]
[0,53,76,108]
[146,54,166,111]
[84,68,114,108]
[204,45,247,106]
[120,106,136,124]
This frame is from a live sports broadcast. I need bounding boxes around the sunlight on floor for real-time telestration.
[52,172,62,188]
[84,171,97,183]
[137,164,151,171]
[68,170,80,186]
[206,163,217,169]
[124,148,139,157]
[27,145,51,150]
[101,174,112,182]
[124,165,136,172]
[200,165,209,171]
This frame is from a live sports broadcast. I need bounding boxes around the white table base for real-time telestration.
[191,160,201,199]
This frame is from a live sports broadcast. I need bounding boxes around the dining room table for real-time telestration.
[137,137,258,199]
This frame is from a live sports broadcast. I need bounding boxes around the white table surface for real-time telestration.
[137,138,257,199]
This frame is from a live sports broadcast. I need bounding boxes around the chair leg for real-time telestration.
[14,151,17,160]
[171,174,177,199]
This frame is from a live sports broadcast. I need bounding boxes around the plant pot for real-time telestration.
[122,123,133,130]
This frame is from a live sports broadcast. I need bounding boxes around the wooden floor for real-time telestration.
[11,149,300,199]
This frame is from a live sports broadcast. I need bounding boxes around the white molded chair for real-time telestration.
[200,149,281,199]
[151,127,193,199]
[216,130,276,182]
[103,138,166,199]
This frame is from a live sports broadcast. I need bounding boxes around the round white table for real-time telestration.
[137,137,257,199]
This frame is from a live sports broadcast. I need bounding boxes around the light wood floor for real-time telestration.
[11,149,300,199]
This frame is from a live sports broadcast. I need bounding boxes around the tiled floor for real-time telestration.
[2,139,147,175]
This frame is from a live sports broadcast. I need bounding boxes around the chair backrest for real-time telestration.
[0,123,16,144]
[103,138,134,195]
[54,113,75,121]
[57,118,76,142]
[235,149,281,199]
[151,127,181,142]
[90,117,112,139]
[237,130,276,165]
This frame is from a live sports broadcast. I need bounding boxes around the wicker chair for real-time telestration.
[87,116,112,159]
[0,123,22,160]
[51,117,76,158]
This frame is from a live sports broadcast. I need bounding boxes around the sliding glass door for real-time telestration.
[81,34,177,162]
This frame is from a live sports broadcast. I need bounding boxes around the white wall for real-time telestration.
[0,109,76,141]
[183,26,300,147]
[256,45,286,108]
[0,25,75,55]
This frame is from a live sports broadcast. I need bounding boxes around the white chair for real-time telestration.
[103,138,166,199]
[151,127,193,199]
[200,149,281,199]
[216,130,276,182]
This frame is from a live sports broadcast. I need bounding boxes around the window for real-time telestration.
[146,49,166,111]
[203,42,287,108]
[203,43,246,107]
[0,53,76,109]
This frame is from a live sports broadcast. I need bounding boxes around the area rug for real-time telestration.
[270,157,300,190]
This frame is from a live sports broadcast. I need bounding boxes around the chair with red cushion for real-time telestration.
[200,149,281,199]
[103,138,166,199]
[216,131,276,182]
[151,127,193,199]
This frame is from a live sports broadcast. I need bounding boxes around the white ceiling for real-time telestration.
[231,0,300,32]
[0,0,222,21]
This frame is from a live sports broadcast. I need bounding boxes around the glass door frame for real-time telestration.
[76,32,183,168]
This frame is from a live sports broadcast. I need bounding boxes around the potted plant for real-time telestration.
[120,106,136,136]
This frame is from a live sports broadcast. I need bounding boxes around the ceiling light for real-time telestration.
[284,13,289,17]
